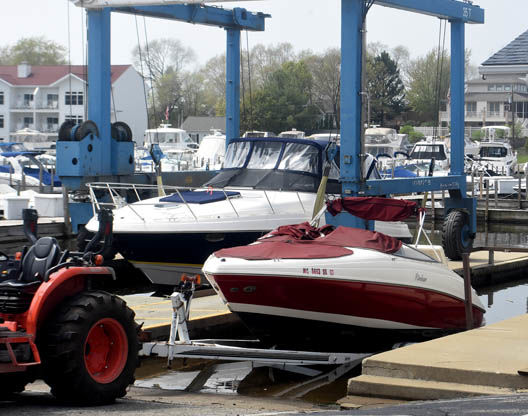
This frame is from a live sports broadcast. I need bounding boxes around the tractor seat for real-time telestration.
[0,237,61,290]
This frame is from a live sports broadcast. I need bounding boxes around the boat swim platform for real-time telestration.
[345,314,528,402]
[123,249,528,341]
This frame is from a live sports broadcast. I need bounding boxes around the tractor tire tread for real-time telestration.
[40,290,139,405]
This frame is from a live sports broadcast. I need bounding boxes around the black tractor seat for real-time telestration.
[0,237,62,314]
[0,237,62,290]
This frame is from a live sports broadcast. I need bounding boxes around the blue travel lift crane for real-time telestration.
[55,0,486,372]
[59,0,484,259]
[57,1,269,232]
[328,0,484,259]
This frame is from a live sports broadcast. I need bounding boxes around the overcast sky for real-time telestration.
[1,1,527,70]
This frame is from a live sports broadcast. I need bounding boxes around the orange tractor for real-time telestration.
[0,209,139,404]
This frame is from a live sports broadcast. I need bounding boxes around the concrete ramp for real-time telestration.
[347,315,528,401]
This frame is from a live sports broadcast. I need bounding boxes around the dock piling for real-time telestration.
[462,253,474,330]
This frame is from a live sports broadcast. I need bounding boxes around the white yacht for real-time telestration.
[86,136,411,287]
[476,140,517,176]
[143,124,197,153]
[278,129,305,139]
[192,130,226,170]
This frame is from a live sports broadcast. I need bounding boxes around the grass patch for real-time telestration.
[517,148,528,164]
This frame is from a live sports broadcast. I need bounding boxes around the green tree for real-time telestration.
[132,38,195,126]
[304,48,341,129]
[366,51,406,126]
[406,48,450,123]
[400,124,424,144]
[199,54,226,116]
[0,37,66,65]
[249,61,318,134]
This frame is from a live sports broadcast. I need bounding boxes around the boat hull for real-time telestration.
[116,231,264,286]
[205,272,485,349]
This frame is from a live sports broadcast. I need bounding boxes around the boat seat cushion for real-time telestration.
[160,190,240,204]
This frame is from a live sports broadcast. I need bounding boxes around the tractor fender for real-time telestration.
[26,266,114,338]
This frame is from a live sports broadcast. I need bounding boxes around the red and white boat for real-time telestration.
[203,197,485,350]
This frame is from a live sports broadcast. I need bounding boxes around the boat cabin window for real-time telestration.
[247,141,283,169]
[278,143,319,174]
[410,144,447,161]
[479,146,507,158]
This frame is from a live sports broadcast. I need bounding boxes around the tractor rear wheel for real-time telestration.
[40,290,139,405]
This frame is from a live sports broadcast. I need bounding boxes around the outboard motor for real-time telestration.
[22,209,38,245]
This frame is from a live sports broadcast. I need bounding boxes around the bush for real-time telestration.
[471,130,484,141]
[399,125,424,143]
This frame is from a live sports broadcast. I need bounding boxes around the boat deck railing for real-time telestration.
[86,182,310,222]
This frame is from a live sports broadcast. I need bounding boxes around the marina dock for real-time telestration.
[345,314,528,402]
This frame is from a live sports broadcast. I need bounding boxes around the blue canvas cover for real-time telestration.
[160,190,240,204]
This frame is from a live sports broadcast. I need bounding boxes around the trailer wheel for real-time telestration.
[442,210,473,261]
[40,290,139,405]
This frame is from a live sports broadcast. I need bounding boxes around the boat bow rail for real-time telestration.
[87,182,311,223]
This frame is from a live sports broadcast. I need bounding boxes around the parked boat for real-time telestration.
[191,130,226,170]
[143,124,197,153]
[278,129,305,139]
[85,136,411,287]
[475,140,517,176]
[203,197,485,350]
[406,138,450,171]
[365,127,410,169]
[0,144,60,187]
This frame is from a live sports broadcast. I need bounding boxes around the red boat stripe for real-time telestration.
[210,274,484,330]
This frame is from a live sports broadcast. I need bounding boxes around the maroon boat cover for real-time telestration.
[327,197,421,221]
[214,222,402,260]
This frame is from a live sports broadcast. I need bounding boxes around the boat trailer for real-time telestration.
[139,276,370,370]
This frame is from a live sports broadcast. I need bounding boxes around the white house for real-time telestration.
[0,63,147,144]
[440,29,528,130]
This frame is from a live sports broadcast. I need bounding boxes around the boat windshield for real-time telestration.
[479,146,507,158]
[410,144,447,161]
[207,139,324,192]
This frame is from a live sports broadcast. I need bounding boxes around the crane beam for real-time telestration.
[111,4,268,31]
[374,0,484,23]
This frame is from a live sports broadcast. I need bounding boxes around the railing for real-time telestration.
[86,182,310,223]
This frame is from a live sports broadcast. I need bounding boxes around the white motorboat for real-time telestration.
[86,137,411,287]
[475,140,517,176]
[278,129,305,139]
[406,137,450,171]
[143,123,197,153]
[191,130,226,170]
[203,197,486,350]
[364,127,410,169]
